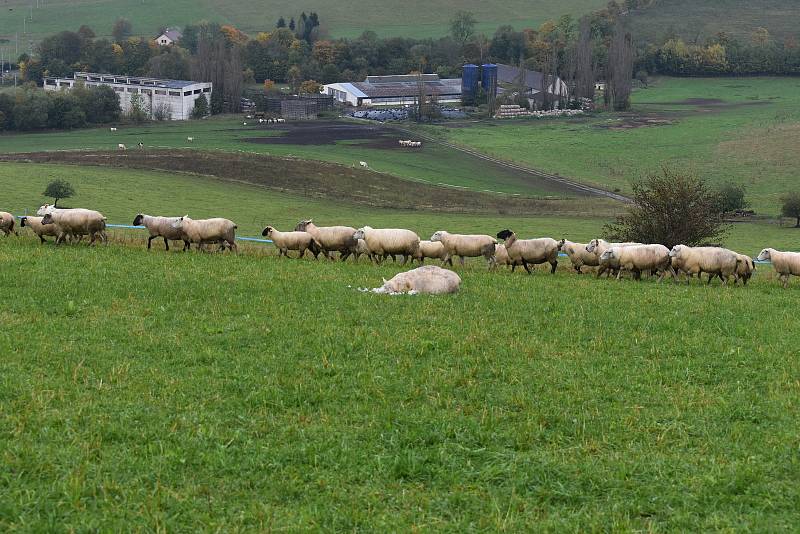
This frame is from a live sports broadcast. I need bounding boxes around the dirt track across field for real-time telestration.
[0,150,622,216]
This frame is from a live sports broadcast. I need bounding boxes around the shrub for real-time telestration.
[191,94,209,119]
[43,179,75,207]
[780,192,800,227]
[604,166,727,248]
[716,182,748,214]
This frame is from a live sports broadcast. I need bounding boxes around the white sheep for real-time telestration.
[668,245,739,285]
[600,245,672,281]
[172,216,238,252]
[491,243,523,271]
[42,208,107,245]
[0,211,18,237]
[277,118,285,123]
[118,143,127,150]
[20,216,60,243]
[352,226,420,266]
[261,226,320,258]
[359,161,368,168]
[585,239,643,277]
[734,253,755,285]
[757,248,800,288]
[372,265,461,295]
[187,137,194,142]
[295,219,357,261]
[354,238,372,262]
[133,213,185,251]
[412,240,447,265]
[558,239,599,273]
[496,229,559,274]
[110,127,117,132]
[430,230,497,269]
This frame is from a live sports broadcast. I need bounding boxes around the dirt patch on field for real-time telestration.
[595,115,676,130]
[0,150,615,215]
[243,121,408,149]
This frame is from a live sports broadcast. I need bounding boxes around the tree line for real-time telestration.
[0,84,120,131]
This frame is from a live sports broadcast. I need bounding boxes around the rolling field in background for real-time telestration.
[0,0,607,42]
[425,77,800,214]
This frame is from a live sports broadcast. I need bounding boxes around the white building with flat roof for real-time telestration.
[43,72,212,120]
[321,74,462,107]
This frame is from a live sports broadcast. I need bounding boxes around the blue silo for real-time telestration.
[461,64,479,105]
[481,63,498,98]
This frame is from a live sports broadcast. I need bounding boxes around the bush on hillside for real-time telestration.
[780,192,800,227]
[604,166,728,249]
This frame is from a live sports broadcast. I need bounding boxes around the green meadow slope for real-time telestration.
[0,0,606,42]
[1,162,800,530]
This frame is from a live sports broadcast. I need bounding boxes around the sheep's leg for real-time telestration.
[39,235,46,244]
[163,237,170,251]
[523,261,532,274]
[459,256,465,266]
[147,235,157,249]
[550,260,558,274]
[229,241,238,254]
[183,240,191,251]
[400,254,408,266]
[782,274,789,288]
[340,251,351,262]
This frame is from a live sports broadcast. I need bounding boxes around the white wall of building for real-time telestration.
[43,73,212,120]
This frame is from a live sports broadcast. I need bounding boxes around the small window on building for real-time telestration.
[194,89,201,94]
[183,91,191,96]
[127,88,138,93]
[169,91,180,96]
[114,87,124,92]
[155,90,166,95]
[202,87,211,93]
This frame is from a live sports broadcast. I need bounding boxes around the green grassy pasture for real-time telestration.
[0,0,607,42]
[424,77,800,213]
[2,222,800,530]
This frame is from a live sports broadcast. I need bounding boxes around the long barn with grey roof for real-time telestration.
[43,72,212,120]
[321,74,461,107]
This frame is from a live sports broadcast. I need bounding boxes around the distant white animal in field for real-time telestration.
[110,127,117,132]
[118,143,126,150]
[187,137,194,142]
[258,118,264,124]
[137,142,144,149]
[359,161,368,168]
[246,115,254,119]
[242,122,248,126]
[367,265,461,295]
[277,118,285,123]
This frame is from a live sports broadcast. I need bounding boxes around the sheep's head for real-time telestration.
[41,213,54,225]
[557,239,566,251]
[261,226,274,237]
[36,204,53,216]
[171,215,189,230]
[669,245,685,258]
[756,248,771,262]
[353,228,366,240]
[20,217,28,228]
[295,219,312,232]
[496,229,513,241]
[430,231,446,243]
[133,214,144,226]
[586,239,600,253]
[600,249,616,262]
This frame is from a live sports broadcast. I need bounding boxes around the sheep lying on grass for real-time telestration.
[133,214,185,251]
[0,211,18,237]
[365,265,461,295]
[496,229,558,274]
[757,248,800,288]
[430,231,496,269]
[261,226,320,259]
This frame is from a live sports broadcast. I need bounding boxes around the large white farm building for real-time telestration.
[43,72,212,120]
[322,74,462,107]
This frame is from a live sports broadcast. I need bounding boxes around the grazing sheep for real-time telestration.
[373,265,461,295]
[133,213,185,251]
[496,229,559,274]
[187,137,194,142]
[172,216,238,252]
[353,226,420,266]
[600,245,672,281]
[118,143,126,150]
[110,127,117,132]
[0,211,18,236]
[412,240,447,265]
[20,216,60,243]
[558,239,599,273]
[277,118,285,123]
[295,219,357,261]
[430,230,497,269]
[585,239,643,277]
[668,245,740,285]
[42,208,107,245]
[354,238,372,262]
[261,226,319,258]
[756,248,800,288]
[359,161,368,168]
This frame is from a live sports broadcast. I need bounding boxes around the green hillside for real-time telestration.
[0,0,607,43]
[628,0,800,43]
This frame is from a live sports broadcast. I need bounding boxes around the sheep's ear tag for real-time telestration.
[382,278,387,284]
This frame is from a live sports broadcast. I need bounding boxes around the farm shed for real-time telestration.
[321,74,462,107]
